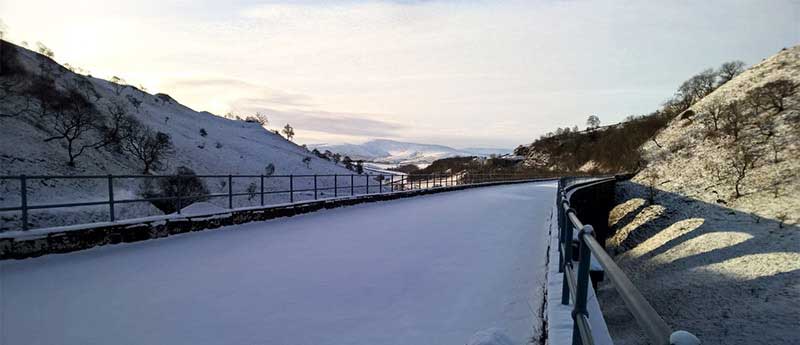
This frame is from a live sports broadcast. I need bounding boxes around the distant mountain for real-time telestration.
[312,139,511,165]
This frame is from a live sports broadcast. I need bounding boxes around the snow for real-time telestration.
[466,328,516,345]
[0,182,555,345]
[312,139,511,166]
[177,201,229,216]
[545,202,613,345]
[599,180,800,344]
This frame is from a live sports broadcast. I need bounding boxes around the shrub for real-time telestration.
[246,182,258,201]
[140,166,209,214]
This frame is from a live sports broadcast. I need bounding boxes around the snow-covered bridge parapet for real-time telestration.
[548,177,700,345]
[0,178,547,260]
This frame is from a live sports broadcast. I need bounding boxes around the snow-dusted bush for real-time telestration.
[140,166,209,214]
[246,182,257,201]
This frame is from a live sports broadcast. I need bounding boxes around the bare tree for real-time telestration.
[34,42,60,81]
[699,96,725,133]
[245,112,268,126]
[282,123,295,141]
[717,61,745,85]
[729,142,760,199]
[586,115,601,129]
[721,100,747,141]
[96,100,137,150]
[123,121,175,173]
[676,69,718,106]
[754,115,784,165]
[35,42,54,58]
[42,90,103,166]
[758,79,798,113]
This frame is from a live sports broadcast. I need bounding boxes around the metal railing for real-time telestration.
[0,172,546,232]
[556,177,700,345]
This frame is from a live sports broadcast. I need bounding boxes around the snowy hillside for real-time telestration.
[313,139,511,165]
[0,41,357,229]
[635,45,800,223]
[598,46,800,344]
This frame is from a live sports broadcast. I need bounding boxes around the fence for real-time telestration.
[0,172,544,232]
[556,177,700,345]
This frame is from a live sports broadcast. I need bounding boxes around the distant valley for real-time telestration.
[311,139,512,166]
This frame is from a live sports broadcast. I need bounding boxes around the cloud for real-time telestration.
[237,106,407,138]
[165,78,315,108]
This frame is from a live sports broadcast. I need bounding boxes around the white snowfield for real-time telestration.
[0,182,555,345]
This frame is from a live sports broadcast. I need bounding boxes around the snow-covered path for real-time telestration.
[0,182,555,345]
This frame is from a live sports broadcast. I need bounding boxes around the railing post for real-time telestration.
[334,175,338,197]
[390,175,394,192]
[366,174,369,194]
[314,175,318,200]
[20,175,28,231]
[572,225,594,345]
[107,174,115,222]
[351,174,354,195]
[559,200,571,273]
[228,174,233,209]
[289,175,294,203]
[260,175,265,206]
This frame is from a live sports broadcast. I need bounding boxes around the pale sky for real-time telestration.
[1,0,798,148]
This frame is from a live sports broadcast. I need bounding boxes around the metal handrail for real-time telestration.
[557,177,700,345]
[0,172,550,232]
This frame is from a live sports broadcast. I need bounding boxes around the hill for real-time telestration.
[312,139,511,166]
[0,40,356,229]
[634,45,799,221]
[599,46,800,344]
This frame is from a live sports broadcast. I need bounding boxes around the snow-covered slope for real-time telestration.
[0,41,356,229]
[635,45,800,223]
[313,139,511,165]
[598,46,800,344]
